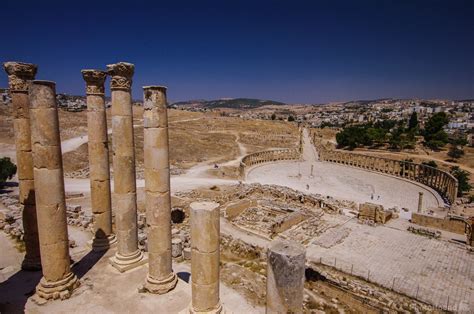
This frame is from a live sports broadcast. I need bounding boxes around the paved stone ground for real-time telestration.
[247,161,441,215]
[247,129,442,215]
[306,219,474,312]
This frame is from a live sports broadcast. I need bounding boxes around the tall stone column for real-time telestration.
[107,62,146,271]
[190,201,222,314]
[29,81,79,301]
[266,239,305,314]
[81,70,117,251]
[417,192,423,213]
[142,86,177,293]
[3,62,41,271]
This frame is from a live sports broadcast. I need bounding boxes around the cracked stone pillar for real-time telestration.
[29,81,79,301]
[142,86,177,293]
[107,62,146,272]
[190,201,222,314]
[3,62,41,271]
[266,239,305,314]
[418,192,423,213]
[81,70,117,251]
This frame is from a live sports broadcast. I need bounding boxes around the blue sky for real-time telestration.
[1,0,473,103]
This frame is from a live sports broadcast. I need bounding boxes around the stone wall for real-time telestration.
[358,202,392,224]
[270,211,308,236]
[312,135,458,204]
[239,148,301,179]
[411,213,466,235]
[225,199,257,220]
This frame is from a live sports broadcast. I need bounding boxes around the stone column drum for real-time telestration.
[142,86,177,293]
[266,239,305,314]
[3,62,41,271]
[418,192,424,213]
[107,62,146,271]
[190,201,223,313]
[29,81,79,301]
[81,70,117,251]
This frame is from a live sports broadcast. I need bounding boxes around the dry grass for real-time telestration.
[4,107,300,175]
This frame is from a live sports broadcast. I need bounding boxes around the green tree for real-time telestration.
[271,113,276,120]
[423,112,449,149]
[408,111,418,131]
[450,166,472,196]
[447,144,464,159]
[0,157,17,186]
[287,115,295,122]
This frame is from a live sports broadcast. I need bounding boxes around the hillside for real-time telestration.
[171,98,287,109]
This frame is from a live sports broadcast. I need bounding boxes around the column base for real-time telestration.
[109,249,147,272]
[89,234,117,252]
[33,272,79,304]
[21,257,42,271]
[187,302,223,314]
[140,272,178,294]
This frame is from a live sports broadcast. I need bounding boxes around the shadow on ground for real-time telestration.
[0,249,107,313]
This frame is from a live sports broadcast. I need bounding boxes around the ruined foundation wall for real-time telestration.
[311,132,458,204]
[411,213,466,234]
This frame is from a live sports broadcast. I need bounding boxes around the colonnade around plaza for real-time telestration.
[315,142,458,204]
[239,127,458,205]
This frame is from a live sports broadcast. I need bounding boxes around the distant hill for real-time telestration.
[171,98,287,109]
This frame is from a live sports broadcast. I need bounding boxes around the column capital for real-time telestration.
[3,61,38,92]
[81,69,107,95]
[106,62,134,91]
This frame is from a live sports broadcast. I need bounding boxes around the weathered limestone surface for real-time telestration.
[3,61,41,271]
[29,80,79,301]
[358,202,392,224]
[81,69,116,251]
[190,201,222,314]
[107,62,145,271]
[142,86,177,293]
[266,239,305,314]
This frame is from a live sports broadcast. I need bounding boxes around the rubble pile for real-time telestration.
[407,226,441,239]
[0,195,23,241]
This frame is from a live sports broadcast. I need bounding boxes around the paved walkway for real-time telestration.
[306,219,474,312]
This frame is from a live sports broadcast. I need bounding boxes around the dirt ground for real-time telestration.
[0,106,299,175]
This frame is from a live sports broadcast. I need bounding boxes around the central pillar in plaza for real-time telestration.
[3,62,41,271]
[107,62,146,271]
[418,192,424,213]
[142,86,177,293]
[29,81,79,301]
[81,69,117,251]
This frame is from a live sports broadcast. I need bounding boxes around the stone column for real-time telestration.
[190,201,222,314]
[29,81,79,301]
[418,192,423,213]
[81,70,117,251]
[266,239,305,314]
[107,62,146,271]
[3,62,41,271]
[142,86,177,293]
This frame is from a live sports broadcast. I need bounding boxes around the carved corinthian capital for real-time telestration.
[3,62,38,92]
[106,62,134,91]
[81,69,107,95]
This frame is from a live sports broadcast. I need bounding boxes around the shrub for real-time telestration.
[0,157,17,186]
